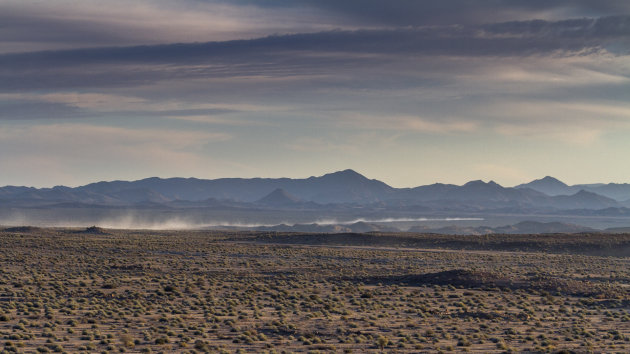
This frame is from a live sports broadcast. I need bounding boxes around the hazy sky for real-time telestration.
[1,0,629,188]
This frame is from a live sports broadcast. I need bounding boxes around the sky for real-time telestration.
[1,0,629,188]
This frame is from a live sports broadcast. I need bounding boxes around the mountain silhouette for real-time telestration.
[0,170,623,211]
[517,177,630,202]
[549,190,619,209]
[256,188,302,206]
[516,176,570,195]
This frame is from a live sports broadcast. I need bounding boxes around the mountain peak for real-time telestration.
[524,176,568,188]
[322,169,366,179]
[515,176,570,196]
[256,188,301,206]
[539,176,568,186]
[464,180,501,188]
[464,180,485,186]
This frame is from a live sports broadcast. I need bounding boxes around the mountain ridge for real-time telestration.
[0,170,627,211]
[517,176,630,201]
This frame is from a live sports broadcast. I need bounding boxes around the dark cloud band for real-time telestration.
[2,16,627,68]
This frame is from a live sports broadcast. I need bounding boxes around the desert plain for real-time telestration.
[0,227,629,353]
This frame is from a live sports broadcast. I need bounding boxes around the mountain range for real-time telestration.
[516,176,630,201]
[1,169,629,211]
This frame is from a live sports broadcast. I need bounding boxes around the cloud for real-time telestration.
[1,15,627,94]
[0,0,349,53]
[0,124,232,186]
[0,92,295,121]
[166,115,270,126]
[0,92,146,112]
[340,113,478,135]
[0,101,81,120]
[3,0,628,55]
[4,16,628,66]
[487,100,630,145]
[285,137,361,153]
[475,59,630,86]
[486,100,630,122]
[8,0,627,54]
[1,2,629,188]
[495,124,604,146]
[480,16,630,50]
[0,123,230,150]
[287,0,630,26]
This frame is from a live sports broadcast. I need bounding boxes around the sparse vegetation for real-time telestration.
[0,227,628,352]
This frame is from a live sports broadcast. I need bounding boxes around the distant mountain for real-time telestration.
[443,180,544,204]
[256,188,303,207]
[398,180,546,204]
[0,169,393,205]
[548,190,619,209]
[394,180,560,211]
[273,168,391,203]
[0,170,624,212]
[106,188,171,204]
[0,185,122,205]
[516,176,570,196]
[73,169,394,204]
[575,183,630,201]
[517,177,630,201]
[0,186,36,197]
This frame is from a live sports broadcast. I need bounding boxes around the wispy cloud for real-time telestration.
[0,92,291,120]
[0,124,230,158]
[6,1,626,54]
[495,124,605,146]
[0,0,350,53]
[340,113,478,135]
[1,16,627,96]
[0,124,231,185]
[297,0,630,26]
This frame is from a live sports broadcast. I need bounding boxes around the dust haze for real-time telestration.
[0,212,485,231]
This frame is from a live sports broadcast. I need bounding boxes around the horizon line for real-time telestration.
[1,169,628,190]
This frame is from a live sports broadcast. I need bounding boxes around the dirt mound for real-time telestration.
[78,226,108,234]
[352,269,626,298]
[358,269,511,288]
[3,226,42,233]
[408,269,510,288]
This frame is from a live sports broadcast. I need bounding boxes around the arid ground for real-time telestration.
[1,227,629,353]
